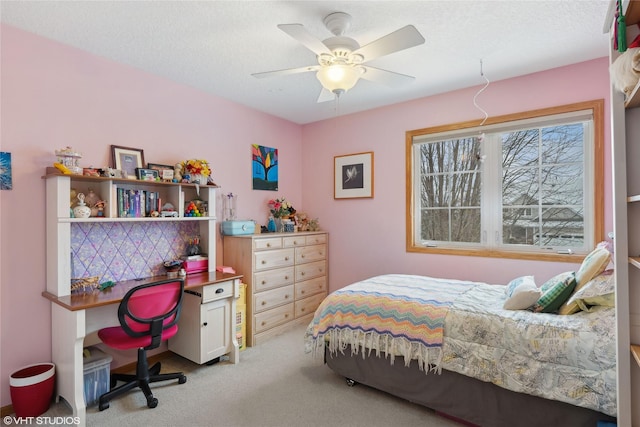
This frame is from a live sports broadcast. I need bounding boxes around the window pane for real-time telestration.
[539,207,584,247]
[418,137,481,244]
[503,207,538,245]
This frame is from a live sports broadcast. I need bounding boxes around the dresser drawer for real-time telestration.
[295,244,326,264]
[254,303,294,333]
[295,276,327,300]
[305,234,327,245]
[295,260,326,282]
[254,267,294,292]
[254,284,294,313]
[201,280,233,303]
[283,235,307,248]
[295,292,326,318]
[254,248,294,271]
[254,237,282,251]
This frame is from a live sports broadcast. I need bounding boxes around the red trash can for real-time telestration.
[10,363,55,418]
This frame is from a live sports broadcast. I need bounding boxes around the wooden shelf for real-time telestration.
[630,257,640,269]
[632,345,640,368]
[626,0,640,26]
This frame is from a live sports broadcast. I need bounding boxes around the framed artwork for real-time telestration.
[135,168,159,181]
[0,152,12,190]
[334,151,374,199]
[148,163,175,181]
[252,144,278,191]
[111,145,145,180]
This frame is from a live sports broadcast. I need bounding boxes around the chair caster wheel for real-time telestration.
[98,402,109,411]
[345,378,357,387]
[147,396,158,408]
[179,375,187,384]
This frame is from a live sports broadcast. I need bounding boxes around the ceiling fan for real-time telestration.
[252,12,426,102]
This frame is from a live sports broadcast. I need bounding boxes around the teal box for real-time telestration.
[221,220,255,236]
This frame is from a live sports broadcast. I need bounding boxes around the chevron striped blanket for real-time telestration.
[307,274,474,373]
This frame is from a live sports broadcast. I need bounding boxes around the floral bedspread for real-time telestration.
[305,274,617,416]
[442,282,616,416]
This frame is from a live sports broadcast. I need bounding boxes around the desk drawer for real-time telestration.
[305,234,327,245]
[254,248,294,271]
[295,244,326,264]
[254,303,294,333]
[283,235,307,248]
[202,281,233,303]
[254,285,294,313]
[254,267,294,292]
[295,260,326,282]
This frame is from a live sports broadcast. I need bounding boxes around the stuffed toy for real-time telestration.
[610,32,640,97]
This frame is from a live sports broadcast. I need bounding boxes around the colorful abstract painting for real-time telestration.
[0,152,12,190]
[252,144,278,191]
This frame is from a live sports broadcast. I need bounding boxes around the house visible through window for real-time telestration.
[406,100,604,260]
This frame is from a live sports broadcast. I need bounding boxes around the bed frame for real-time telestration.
[325,345,616,427]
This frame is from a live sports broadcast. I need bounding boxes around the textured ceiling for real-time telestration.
[1,1,611,124]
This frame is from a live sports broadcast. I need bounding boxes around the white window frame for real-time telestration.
[405,100,604,261]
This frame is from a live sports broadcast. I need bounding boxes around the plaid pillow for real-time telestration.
[533,272,577,313]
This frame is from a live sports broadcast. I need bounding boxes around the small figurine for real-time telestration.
[174,163,183,182]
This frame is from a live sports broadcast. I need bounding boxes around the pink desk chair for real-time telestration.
[97,278,187,411]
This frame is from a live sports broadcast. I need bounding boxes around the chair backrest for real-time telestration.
[117,278,185,350]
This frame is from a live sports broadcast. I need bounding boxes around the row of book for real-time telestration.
[116,188,164,218]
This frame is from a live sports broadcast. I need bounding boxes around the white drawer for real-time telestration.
[201,280,233,303]
[295,292,326,318]
[254,267,295,292]
[254,248,294,271]
[254,285,294,313]
[305,234,327,245]
[295,244,326,264]
[254,237,282,250]
[254,303,294,333]
[295,276,327,300]
[295,260,326,282]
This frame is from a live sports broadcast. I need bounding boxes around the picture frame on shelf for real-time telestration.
[148,163,175,182]
[111,145,145,180]
[334,151,374,199]
[135,168,159,181]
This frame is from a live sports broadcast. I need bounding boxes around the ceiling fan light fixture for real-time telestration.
[316,65,361,94]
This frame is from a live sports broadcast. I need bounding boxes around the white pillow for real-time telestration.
[504,276,541,310]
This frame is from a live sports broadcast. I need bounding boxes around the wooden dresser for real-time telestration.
[223,231,328,346]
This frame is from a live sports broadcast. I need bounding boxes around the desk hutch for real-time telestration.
[43,170,240,424]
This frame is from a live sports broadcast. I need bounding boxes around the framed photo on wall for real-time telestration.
[334,151,374,199]
[111,145,145,180]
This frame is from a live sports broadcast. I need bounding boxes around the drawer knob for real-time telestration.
[262,280,266,284]
[301,308,305,312]
[284,276,289,280]
[284,314,289,318]
[262,321,266,326]
[301,254,305,258]
[294,241,298,245]
[203,322,208,327]
[301,272,305,276]
[266,243,271,247]
[301,290,305,294]
[285,295,289,299]
[216,288,224,294]
[285,257,289,261]
[262,260,266,264]
[261,301,267,306]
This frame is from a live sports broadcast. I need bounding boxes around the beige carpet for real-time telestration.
[42,323,460,426]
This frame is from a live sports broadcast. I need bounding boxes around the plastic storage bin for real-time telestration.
[83,347,112,406]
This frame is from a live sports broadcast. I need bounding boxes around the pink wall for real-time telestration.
[301,57,612,291]
[0,24,302,405]
[0,22,612,407]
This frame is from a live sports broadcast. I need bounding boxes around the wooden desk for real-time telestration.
[43,272,242,425]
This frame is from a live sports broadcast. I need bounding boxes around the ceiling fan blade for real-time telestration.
[316,88,336,103]
[252,65,321,79]
[353,25,425,62]
[360,66,415,87]
[277,24,333,56]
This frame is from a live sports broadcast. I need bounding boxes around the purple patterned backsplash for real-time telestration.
[71,221,200,283]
